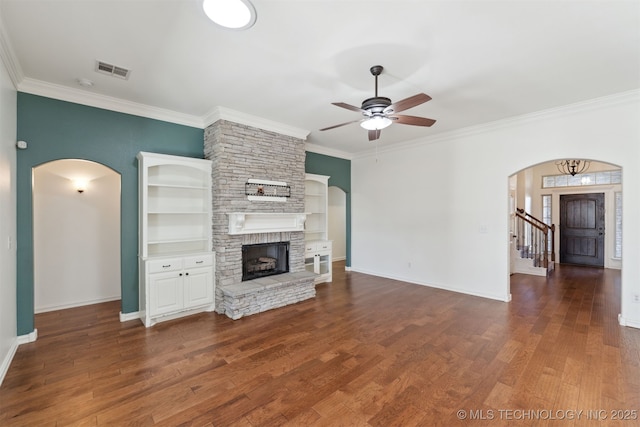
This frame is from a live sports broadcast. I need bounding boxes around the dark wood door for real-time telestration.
[559,193,605,267]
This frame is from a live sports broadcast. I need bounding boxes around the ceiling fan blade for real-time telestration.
[391,115,437,127]
[319,119,363,131]
[332,102,367,114]
[384,93,432,114]
[368,129,381,141]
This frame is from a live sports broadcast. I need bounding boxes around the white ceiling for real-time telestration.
[1,0,639,156]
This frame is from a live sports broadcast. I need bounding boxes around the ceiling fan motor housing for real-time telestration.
[361,97,392,115]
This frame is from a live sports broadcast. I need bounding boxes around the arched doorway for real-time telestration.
[510,159,622,270]
[509,159,623,313]
[33,159,121,313]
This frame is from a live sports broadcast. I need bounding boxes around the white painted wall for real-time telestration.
[0,53,17,384]
[351,91,640,328]
[33,162,121,312]
[328,186,346,261]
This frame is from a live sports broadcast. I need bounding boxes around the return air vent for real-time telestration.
[95,60,131,79]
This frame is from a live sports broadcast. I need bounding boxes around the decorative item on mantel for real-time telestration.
[245,178,290,201]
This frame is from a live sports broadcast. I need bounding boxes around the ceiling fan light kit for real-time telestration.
[320,65,436,141]
[360,116,392,130]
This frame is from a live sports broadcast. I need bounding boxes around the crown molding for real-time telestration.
[0,10,24,88]
[353,89,640,159]
[304,142,353,160]
[18,77,205,128]
[203,106,310,140]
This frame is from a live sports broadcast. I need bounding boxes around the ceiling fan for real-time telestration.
[320,65,436,141]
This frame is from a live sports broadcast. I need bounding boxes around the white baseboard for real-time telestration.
[618,314,640,329]
[17,329,38,345]
[349,267,511,302]
[119,311,141,323]
[0,338,19,387]
[35,296,120,314]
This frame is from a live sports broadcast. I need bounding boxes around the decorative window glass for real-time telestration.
[615,192,622,259]
[542,194,552,252]
[542,170,621,188]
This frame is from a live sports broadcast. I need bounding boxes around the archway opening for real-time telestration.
[328,186,347,263]
[33,159,121,313]
[508,159,623,319]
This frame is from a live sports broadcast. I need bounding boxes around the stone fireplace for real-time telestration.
[204,119,316,319]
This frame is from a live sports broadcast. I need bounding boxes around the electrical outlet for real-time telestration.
[633,293,640,304]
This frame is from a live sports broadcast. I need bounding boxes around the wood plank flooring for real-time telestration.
[2,262,639,426]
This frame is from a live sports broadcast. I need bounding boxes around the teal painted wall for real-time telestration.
[16,93,204,335]
[305,152,351,267]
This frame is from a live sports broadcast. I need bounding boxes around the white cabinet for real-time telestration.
[137,152,215,327]
[140,254,215,326]
[304,174,332,283]
[304,240,332,283]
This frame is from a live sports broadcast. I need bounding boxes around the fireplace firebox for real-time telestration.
[242,241,290,281]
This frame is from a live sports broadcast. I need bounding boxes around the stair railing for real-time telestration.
[515,208,555,268]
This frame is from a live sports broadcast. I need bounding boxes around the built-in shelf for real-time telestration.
[137,151,215,327]
[304,174,332,283]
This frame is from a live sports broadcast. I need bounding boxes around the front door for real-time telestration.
[559,193,605,267]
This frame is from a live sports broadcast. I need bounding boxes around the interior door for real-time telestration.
[559,193,605,267]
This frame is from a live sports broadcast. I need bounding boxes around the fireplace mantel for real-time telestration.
[228,212,307,235]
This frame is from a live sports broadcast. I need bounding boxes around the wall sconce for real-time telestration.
[73,179,88,193]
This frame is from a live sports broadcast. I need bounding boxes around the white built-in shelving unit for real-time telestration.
[137,151,215,326]
[304,173,332,283]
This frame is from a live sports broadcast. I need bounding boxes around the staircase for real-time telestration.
[511,208,555,277]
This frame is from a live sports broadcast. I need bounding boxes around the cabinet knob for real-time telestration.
[185,272,189,276]
[179,273,183,276]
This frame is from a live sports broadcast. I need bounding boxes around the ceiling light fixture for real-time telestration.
[202,0,257,30]
[73,179,88,193]
[360,115,393,131]
[556,159,590,176]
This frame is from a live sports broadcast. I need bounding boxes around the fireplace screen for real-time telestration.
[242,241,290,281]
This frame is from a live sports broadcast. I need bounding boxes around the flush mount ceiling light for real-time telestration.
[202,0,257,30]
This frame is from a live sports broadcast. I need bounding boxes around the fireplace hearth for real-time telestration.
[242,241,289,281]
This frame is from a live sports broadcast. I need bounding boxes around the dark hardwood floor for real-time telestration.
[2,262,639,426]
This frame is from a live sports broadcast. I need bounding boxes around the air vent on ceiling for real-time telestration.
[95,61,131,80]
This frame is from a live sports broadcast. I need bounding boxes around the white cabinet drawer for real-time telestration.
[305,240,332,254]
[317,241,332,251]
[147,257,183,273]
[183,254,214,269]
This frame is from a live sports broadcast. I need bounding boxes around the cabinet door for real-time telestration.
[304,254,316,274]
[149,271,184,315]
[317,252,331,275]
[183,267,214,308]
